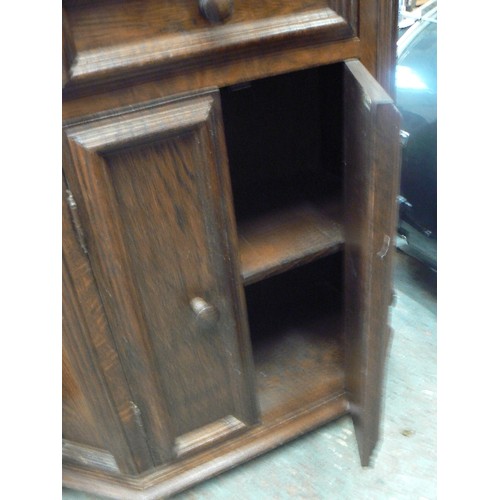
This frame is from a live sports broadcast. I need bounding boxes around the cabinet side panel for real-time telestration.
[62,339,102,450]
[358,0,398,96]
[342,60,400,465]
[63,178,154,474]
[63,7,77,87]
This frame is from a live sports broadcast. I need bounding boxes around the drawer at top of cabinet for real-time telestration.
[63,0,357,91]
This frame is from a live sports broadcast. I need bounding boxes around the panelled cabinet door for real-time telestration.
[341,59,401,466]
[63,90,258,471]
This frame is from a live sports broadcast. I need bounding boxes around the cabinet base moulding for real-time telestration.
[63,393,348,500]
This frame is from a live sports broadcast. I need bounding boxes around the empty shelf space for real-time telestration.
[244,254,345,423]
[220,66,345,286]
[238,201,344,285]
[253,311,345,424]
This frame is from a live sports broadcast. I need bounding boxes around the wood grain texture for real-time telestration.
[239,202,344,285]
[62,0,400,492]
[254,317,345,423]
[62,37,360,120]
[342,59,400,466]
[63,90,258,467]
[174,416,245,458]
[358,0,398,95]
[63,178,152,474]
[333,0,358,35]
[61,0,394,110]
[63,393,349,499]
[64,125,177,465]
[358,0,377,78]
[62,440,120,475]
[62,8,76,87]
[64,0,352,91]
[62,339,102,450]
[66,0,336,49]
[376,0,399,97]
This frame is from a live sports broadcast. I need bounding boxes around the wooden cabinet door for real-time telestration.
[63,90,258,471]
[342,60,401,466]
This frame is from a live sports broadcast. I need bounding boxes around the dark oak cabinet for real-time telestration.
[63,1,400,498]
[64,92,258,467]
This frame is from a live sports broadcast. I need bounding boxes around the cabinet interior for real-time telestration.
[245,254,344,423]
[220,63,347,421]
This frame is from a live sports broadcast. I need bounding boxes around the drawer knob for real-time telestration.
[199,0,233,23]
[190,297,220,326]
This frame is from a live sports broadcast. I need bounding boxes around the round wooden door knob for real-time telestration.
[190,297,220,327]
[199,0,234,23]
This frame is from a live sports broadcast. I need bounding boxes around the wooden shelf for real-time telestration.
[238,201,344,285]
[252,311,345,423]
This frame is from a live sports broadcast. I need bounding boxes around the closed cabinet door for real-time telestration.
[63,90,258,470]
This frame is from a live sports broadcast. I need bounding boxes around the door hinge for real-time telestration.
[66,189,88,254]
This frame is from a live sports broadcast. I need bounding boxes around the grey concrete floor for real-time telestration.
[63,251,437,499]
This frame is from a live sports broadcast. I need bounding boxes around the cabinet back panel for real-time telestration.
[220,64,343,222]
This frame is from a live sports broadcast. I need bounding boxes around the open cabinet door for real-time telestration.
[343,60,401,466]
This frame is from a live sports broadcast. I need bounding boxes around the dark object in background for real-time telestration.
[395,2,437,271]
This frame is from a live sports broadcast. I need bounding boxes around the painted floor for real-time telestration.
[63,251,437,499]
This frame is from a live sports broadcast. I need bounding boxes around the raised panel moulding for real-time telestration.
[67,9,352,89]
